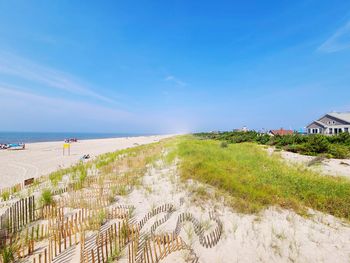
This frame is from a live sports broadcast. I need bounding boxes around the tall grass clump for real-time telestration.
[1,191,10,201]
[175,136,350,219]
[49,170,65,186]
[1,246,15,263]
[40,189,54,206]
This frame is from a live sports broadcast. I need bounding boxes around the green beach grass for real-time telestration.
[172,136,350,219]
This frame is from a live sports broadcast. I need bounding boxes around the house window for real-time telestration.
[334,128,342,134]
[345,128,349,133]
[312,128,318,134]
[329,128,333,134]
[308,129,311,134]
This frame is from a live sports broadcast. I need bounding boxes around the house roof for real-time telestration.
[306,120,326,128]
[269,129,294,136]
[326,112,350,124]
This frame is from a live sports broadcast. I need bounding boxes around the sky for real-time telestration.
[0,0,350,133]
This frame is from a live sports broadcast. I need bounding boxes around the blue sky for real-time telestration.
[0,1,350,133]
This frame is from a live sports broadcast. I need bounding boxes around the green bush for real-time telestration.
[328,132,350,145]
[283,144,307,154]
[256,134,270,144]
[329,144,350,159]
[306,135,330,154]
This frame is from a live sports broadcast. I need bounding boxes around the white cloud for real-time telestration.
[318,21,350,53]
[164,75,187,87]
[0,51,115,103]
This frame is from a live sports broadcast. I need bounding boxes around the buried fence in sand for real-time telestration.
[0,145,224,263]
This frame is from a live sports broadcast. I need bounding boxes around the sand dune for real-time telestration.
[266,147,350,179]
[0,135,173,189]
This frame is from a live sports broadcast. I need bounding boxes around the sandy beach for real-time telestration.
[1,137,349,263]
[0,134,173,189]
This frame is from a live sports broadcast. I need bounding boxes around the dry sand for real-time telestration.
[123,157,350,263]
[0,135,173,189]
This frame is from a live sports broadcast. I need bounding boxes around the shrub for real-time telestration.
[283,144,307,154]
[256,134,270,144]
[328,144,350,159]
[328,132,350,145]
[305,135,330,154]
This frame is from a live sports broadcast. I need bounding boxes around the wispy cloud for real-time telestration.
[318,21,350,53]
[0,84,129,122]
[0,52,114,103]
[164,75,188,87]
[0,84,188,133]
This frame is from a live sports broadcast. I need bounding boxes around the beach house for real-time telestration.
[306,112,350,135]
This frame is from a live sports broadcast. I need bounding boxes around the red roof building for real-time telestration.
[269,128,294,136]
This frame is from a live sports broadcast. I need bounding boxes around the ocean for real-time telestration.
[0,132,151,144]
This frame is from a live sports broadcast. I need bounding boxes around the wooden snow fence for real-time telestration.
[42,204,64,221]
[30,248,49,263]
[31,229,85,263]
[138,204,174,230]
[81,221,140,263]
[138,233,199,263]
[174,212,223,249]
[57,195,111,210]
[51,187,68,196]
[0,195,36,248]
[32,219,86,263]
[0,222,51,262]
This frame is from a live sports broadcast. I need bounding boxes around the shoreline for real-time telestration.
[0,134,175,189]
[0,131,162,144]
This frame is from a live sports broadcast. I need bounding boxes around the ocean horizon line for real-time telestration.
[0,131,162,144]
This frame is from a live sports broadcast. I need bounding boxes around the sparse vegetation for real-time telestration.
[173,136,350,219]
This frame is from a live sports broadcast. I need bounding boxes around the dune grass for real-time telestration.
[174,136,350,219]
[47,140,165,188]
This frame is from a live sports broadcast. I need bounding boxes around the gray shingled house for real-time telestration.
[307,112,350,135]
